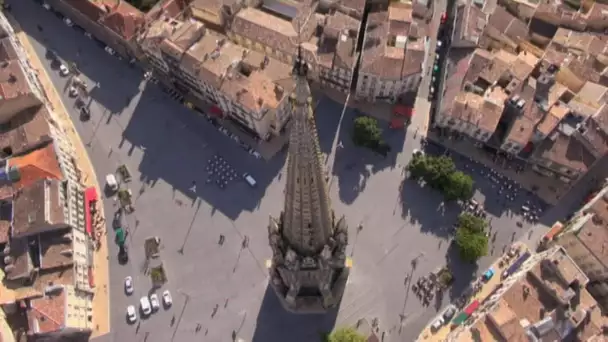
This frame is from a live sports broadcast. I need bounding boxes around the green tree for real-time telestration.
[407,154,428,180]
[353,116,381,148]
[327,327,366,342]
[443,171,474,201]
[455,213,488,262]
[425,155,455,190]
[455,228,488,262]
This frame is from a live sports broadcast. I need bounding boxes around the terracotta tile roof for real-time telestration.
[359,10,424,79]
[478,56,509,84]
[146,0,190,20]
[505,83,545,146]
[486,299,528,341]
[27,286,66,334]
[11,178,65,239]
[452,3,486,46]
[536,104,569,136]
[534,131,598,173]
[230,2,317,56]
[39,229,74,270]
[447,92,504,133]
[8,143,63,190]
[0,60,34,101]
[0,106,52,157]
[99,1,146,40]
[61,0,106,22]
[440,50,476,116]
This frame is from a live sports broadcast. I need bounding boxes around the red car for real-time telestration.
[440,13,447,23]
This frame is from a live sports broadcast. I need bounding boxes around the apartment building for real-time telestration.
[26,285,92,341]
[558,184,608,314]
[447,247,607,342]
[141,17,295,139]
[355,4,427,103]
[315,12,360,93]
[435,49,505,142]
[451,1,486,49]
[44,0,146,59]
[529,102,608,183]
[228,0,318,66]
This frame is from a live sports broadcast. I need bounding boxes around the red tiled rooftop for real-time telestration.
[99,1,146,40]
[27,287,66,335]
[8,143,63,190]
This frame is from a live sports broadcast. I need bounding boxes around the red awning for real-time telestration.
[390,118,405,129]
[464,300,480,315]
[84,187,98,236]
[88,267,95,288]
[210,106,223,117]
[85,187,98,202]
[394,105,413,118]
[523,142,534,153]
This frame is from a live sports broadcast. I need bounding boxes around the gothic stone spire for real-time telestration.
[267,46,350,313]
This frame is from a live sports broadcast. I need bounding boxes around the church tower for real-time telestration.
[267,46,350,313]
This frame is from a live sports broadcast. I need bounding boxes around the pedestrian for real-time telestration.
[218,234,225,245]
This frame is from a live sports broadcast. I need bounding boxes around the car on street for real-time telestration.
[68,86,78,98]
[58,64,69,77]
[162,290,173,307]
[63,18,73,27]
[104,46,115,56]
[126,305,137,323]
[443,304,457,321]
[431,316,445,331]
[124,276,134,295]
[84,32,93,39]
[436,40,443,51]
[149,294,160,312]
[413,149,424,157]
[42,3,51,10]
[140,296,152,316]
[440,12,447,24]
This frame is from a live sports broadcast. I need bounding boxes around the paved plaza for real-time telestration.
[9,2,585,342]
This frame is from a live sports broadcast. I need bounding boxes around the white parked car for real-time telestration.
[84,32,93,39]
[126,305,137,323]
[124,276,134,295]
[104,46,115,56]
[63,18,73,27]
[42,3,51,10]
[413,149,424,157]
[68,86,78,98]
[59,64,70,77]
[140,296,151,316]
[250,150,261,159]
[162,290,173,307]
[149,293,160,311]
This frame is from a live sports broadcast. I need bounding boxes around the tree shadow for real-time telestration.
[331,109,404,204]
[445,241,479,302]
[121,84,283,220]
[252,286,339,342]
[398,179,460,239]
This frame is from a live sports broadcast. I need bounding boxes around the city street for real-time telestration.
[11,2,557,342]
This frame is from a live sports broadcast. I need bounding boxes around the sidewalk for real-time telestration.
[15,31,110,337]
[417,242,529,341]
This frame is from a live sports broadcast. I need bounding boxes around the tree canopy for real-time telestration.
[327,327,367,342]
[454,213,488,262]
[352,116,390,156]
[407,154,474,201]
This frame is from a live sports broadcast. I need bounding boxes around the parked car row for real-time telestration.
[124,276,172,323]
[429,12,451,102]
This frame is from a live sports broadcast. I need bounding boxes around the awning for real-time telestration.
[85,187,98,202]
[464,300,480,315]
[394,105,413,118]
[210,106,223,117]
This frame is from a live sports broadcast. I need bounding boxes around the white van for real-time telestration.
[140,296,151,316]
[106,174,118,191]
[243,173,257,187]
